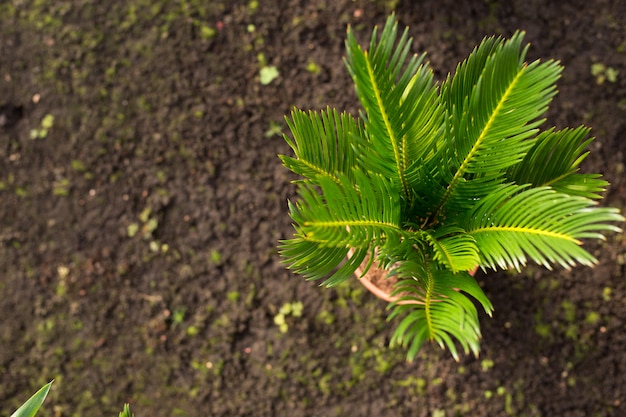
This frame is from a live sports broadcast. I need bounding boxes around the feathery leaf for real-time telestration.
[388,261,492,361]
[464,184,623,271]
[434,32,562,215]
[507,126,608,198]
[424,226,480,273]
[345,14,443,203]
[281,170,403,286]
[281,107,361,184]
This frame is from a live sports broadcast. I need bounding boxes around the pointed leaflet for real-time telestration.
[433,32,562,215]
[280,107,361,184]
[464,184,623,271]
[345,14,443,202]
[507,126,608,199]
[11,381,53,417]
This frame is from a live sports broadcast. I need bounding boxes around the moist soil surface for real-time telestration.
[1,1,626,416]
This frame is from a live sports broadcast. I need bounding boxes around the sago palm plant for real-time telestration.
[278,14,623,360]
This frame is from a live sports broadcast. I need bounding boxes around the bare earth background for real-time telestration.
[1,1,626,416]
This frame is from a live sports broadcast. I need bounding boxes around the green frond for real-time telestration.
[289,170,402,247]
[424,227,480,273]
[507,126,608,198]
[404,164,448,221]
[280,170,403,286]
[280,107,362,184]
[464,184,624,271]
[279,236,368,287]
[440,33,504,118]
[438,174,506,216]
[434,31,562,215]
[388,262,493,361]
[345,14,443,202]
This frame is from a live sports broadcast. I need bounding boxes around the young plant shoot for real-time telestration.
[279,15,623,360]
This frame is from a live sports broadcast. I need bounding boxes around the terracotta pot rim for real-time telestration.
[358,266,478,305]
[349,249,477,305]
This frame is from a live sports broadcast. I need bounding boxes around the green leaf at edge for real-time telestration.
[10,381,53,417]
[119,403,134,417]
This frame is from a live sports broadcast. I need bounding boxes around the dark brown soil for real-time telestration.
[1,1,626,416]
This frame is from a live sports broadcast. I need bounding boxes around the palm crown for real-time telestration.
[279,15,623,360]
